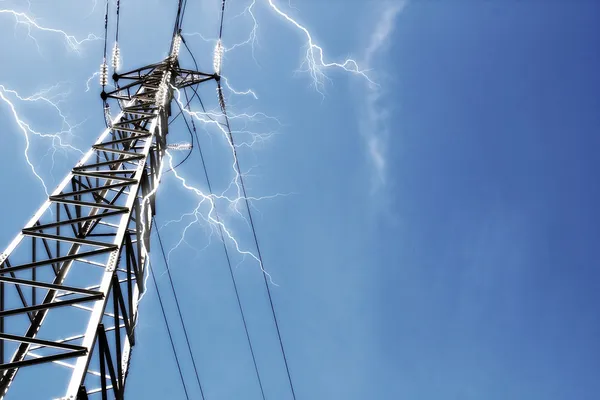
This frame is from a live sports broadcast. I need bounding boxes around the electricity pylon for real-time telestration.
[0,39,216,399]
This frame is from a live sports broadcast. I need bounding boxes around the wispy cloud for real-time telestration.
[360,0,407,192]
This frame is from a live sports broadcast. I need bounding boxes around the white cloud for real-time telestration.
[360,0,406,192]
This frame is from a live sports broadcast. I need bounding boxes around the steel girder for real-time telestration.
[0,57,214,399]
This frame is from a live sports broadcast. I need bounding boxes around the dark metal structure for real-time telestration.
[0,49,216,398]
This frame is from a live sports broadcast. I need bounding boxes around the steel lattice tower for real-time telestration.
[0,49,216,399]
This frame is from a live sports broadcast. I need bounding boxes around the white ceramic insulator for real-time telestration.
[100,62,108,86]
[213,40,224,74]
[171,35,182,58]
[112,44,120,70]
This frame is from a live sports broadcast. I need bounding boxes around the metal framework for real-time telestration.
[0,55,215,399]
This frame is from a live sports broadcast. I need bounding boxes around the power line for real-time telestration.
[162,79,266,399]
[216,1,298,398]
[219,0,226,40]
[115,0,122,43]
[102,0,109,63]
[165,3,295,397]
[171,0,188,51]
[181,85,267,400]
[154,217,207,400]
[221,102,298,400]
[149,248,191,400]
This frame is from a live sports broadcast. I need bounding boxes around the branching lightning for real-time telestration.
[162,201,214,267]
[165,150,279,285]
[0,84,84,195]
[222,76,258,99]
[185,0,373,98]
[0,9,101,52]
[163,0,373,283]
[1,6,100,195]
[150,82,294,285]
[0,0,369,311]
[265,0,375,95]
[85,71,100,92]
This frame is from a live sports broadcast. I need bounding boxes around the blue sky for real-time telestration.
[1,0,600,399]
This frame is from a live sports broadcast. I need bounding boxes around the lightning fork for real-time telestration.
[166,151,278,285]
[0,8,101,53]
[0,84,84,196]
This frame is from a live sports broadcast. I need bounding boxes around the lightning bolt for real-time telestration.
[0,9,101,53]
[222,76,258,99]
[0,6,101,195]
[149,85,294,285]
[0,84,84,195]
[186,0,373,98]
[165,0,380,284]
[162,201,214,266]
[183,0,258,57]
[85,72,100,92]
[165,151,278,285]
[264,0,374,96]
[166,0,375,277]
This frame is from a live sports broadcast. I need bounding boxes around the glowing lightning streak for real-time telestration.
[264,0,375,95]
[184,0,258,56]
[0,88,49,194]
[85,72,100,92]
[159,85,293,284]
[163,201,215,268]
[169,0,372,288]
[172,88,282,204]
[0,9,101,52]
[166,151,278,285]
[0,6,101,196]
[226,0,259,58]
[222,76,258,99]
[164,202,205,264]
[0,85,84,195]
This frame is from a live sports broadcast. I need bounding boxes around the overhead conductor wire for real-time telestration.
[179,79,267,399]
[216,1,298,399]
[149,249,191,400]
[154,217,206,400]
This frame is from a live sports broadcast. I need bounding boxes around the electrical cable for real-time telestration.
[115,0,121,43]
[216,1,298,398]
[161,2,295,398]
[218,0,226,40]
[171,0,187,52]
[102,0,109,67]
[181,38,220,127]
[149,251,191,400]
[180,0,190,28]
[182,86,267,399]
[154,217,206,400]
[221,101,298,400]
[167,97,195,173]
[168,82,200,126]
